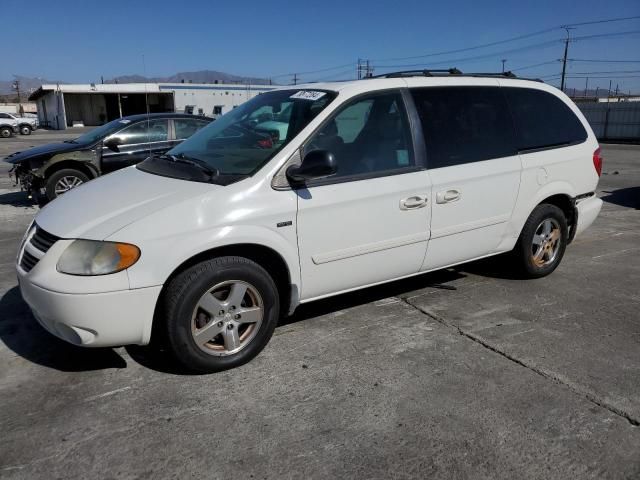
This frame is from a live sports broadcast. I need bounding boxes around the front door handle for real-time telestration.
[399,195,428,210]
[436,189,461,204]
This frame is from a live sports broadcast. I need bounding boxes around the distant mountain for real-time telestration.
[0,75,65,96]
[106,70,273,85]
[0,70,273,97]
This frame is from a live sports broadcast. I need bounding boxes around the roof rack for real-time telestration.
[369,68,544,82]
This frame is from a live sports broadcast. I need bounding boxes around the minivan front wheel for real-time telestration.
[20,125,32,135]
[513,204,568,278]
[162,256,280,373]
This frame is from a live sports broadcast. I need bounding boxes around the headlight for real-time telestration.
[57,240,140,276]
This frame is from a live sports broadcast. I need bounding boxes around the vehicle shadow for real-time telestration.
[0,191,40,208]
[601,186,640,210]
[126,268,467,375]
[0,257,515,375]
[0,286,127,371]
[283,268,466,325]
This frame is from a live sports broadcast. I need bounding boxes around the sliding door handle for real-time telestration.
[436,189,461,204]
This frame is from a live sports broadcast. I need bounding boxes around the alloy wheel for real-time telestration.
[191,280,264,356]
[54,176,84,196]
[531,218,561,267]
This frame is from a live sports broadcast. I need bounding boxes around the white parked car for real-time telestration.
[0,112,37,135]
[16,71,603,372]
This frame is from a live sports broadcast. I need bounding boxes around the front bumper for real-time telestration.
[16,235,162,347]
[18,278,162,347]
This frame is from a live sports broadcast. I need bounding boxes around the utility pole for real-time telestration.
[292,73,298,85]
[560,27,573,92]
[615,83,619,97]
[501,59,507,73]
[12,80,21,103]
[584,77,589,97]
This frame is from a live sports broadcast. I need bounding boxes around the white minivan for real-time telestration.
[16,72,603,372]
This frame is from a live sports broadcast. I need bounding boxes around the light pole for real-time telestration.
[501,59,506,73]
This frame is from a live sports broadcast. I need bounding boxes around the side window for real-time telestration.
[303,91,414,179]
[110,119,168,145]
[174,119,208,140]
[0,113,11,119]
[504,87,587,151]
[411,87,517,169]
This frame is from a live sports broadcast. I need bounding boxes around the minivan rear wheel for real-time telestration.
[162,256,280,373]
[513,204,568,278]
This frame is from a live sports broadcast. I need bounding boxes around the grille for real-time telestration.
[30,227,59,253]
[20,250,38,272]
[19,225,60,273]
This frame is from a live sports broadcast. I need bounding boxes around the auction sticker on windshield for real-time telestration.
[290,91,326,101]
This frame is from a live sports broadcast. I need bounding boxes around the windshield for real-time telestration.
[71,118,137,145]
[163,89,336,177]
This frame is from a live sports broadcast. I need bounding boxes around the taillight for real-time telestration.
[257,137,273,149]
[593,147,603,176]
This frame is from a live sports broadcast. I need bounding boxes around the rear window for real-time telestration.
[411,87,518,169]
[504,87,587,152]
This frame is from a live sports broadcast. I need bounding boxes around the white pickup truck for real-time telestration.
[0,113,37,135]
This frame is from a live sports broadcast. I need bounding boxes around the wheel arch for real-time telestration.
[155,242,295,327]
[43,159,99,180]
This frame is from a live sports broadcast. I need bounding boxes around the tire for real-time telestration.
[45,168,90,201]
[512,204,568,279]
[0,127,11,138]
[162,256,280,373]
[19,125,32,135]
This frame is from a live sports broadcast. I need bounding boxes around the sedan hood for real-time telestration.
[4,142,84,164]
[35,167,217,240]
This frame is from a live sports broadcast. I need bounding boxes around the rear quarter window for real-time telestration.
[504,87,587,152]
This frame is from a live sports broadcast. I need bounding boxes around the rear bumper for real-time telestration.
[574,194,602,239]
[18,277,162,347]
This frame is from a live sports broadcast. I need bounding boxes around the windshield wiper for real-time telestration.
[155,153,220,179]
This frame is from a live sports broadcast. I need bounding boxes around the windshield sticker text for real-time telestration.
[290,91,326,101]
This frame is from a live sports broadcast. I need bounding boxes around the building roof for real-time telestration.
[28,82,277,101]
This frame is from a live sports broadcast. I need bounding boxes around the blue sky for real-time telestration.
[2,0,640,93]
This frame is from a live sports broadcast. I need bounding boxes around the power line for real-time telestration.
[270,62,356,80]
[369,14,640,63]
[373,38,562,70]
[570,30,640,42]
[562,15,640,28]
[511,60,559,71]
[568,59,640,63]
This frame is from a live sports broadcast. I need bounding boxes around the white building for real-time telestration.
[28,82,277,129]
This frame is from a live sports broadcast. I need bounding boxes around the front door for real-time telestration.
[295,90,431,301]
[101,118,171,174]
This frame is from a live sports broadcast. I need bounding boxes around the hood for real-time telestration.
[35,167,217,240]
[4,142,85,164]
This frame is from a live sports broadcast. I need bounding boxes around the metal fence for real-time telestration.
[577,102,640,142]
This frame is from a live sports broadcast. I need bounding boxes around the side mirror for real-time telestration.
[286,150,337,184]
[104,137,122,152]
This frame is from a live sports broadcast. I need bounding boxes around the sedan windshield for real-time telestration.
[71,118,137,145]
[161,89,336,177]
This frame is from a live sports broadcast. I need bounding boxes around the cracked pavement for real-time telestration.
[0,133,639,479]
